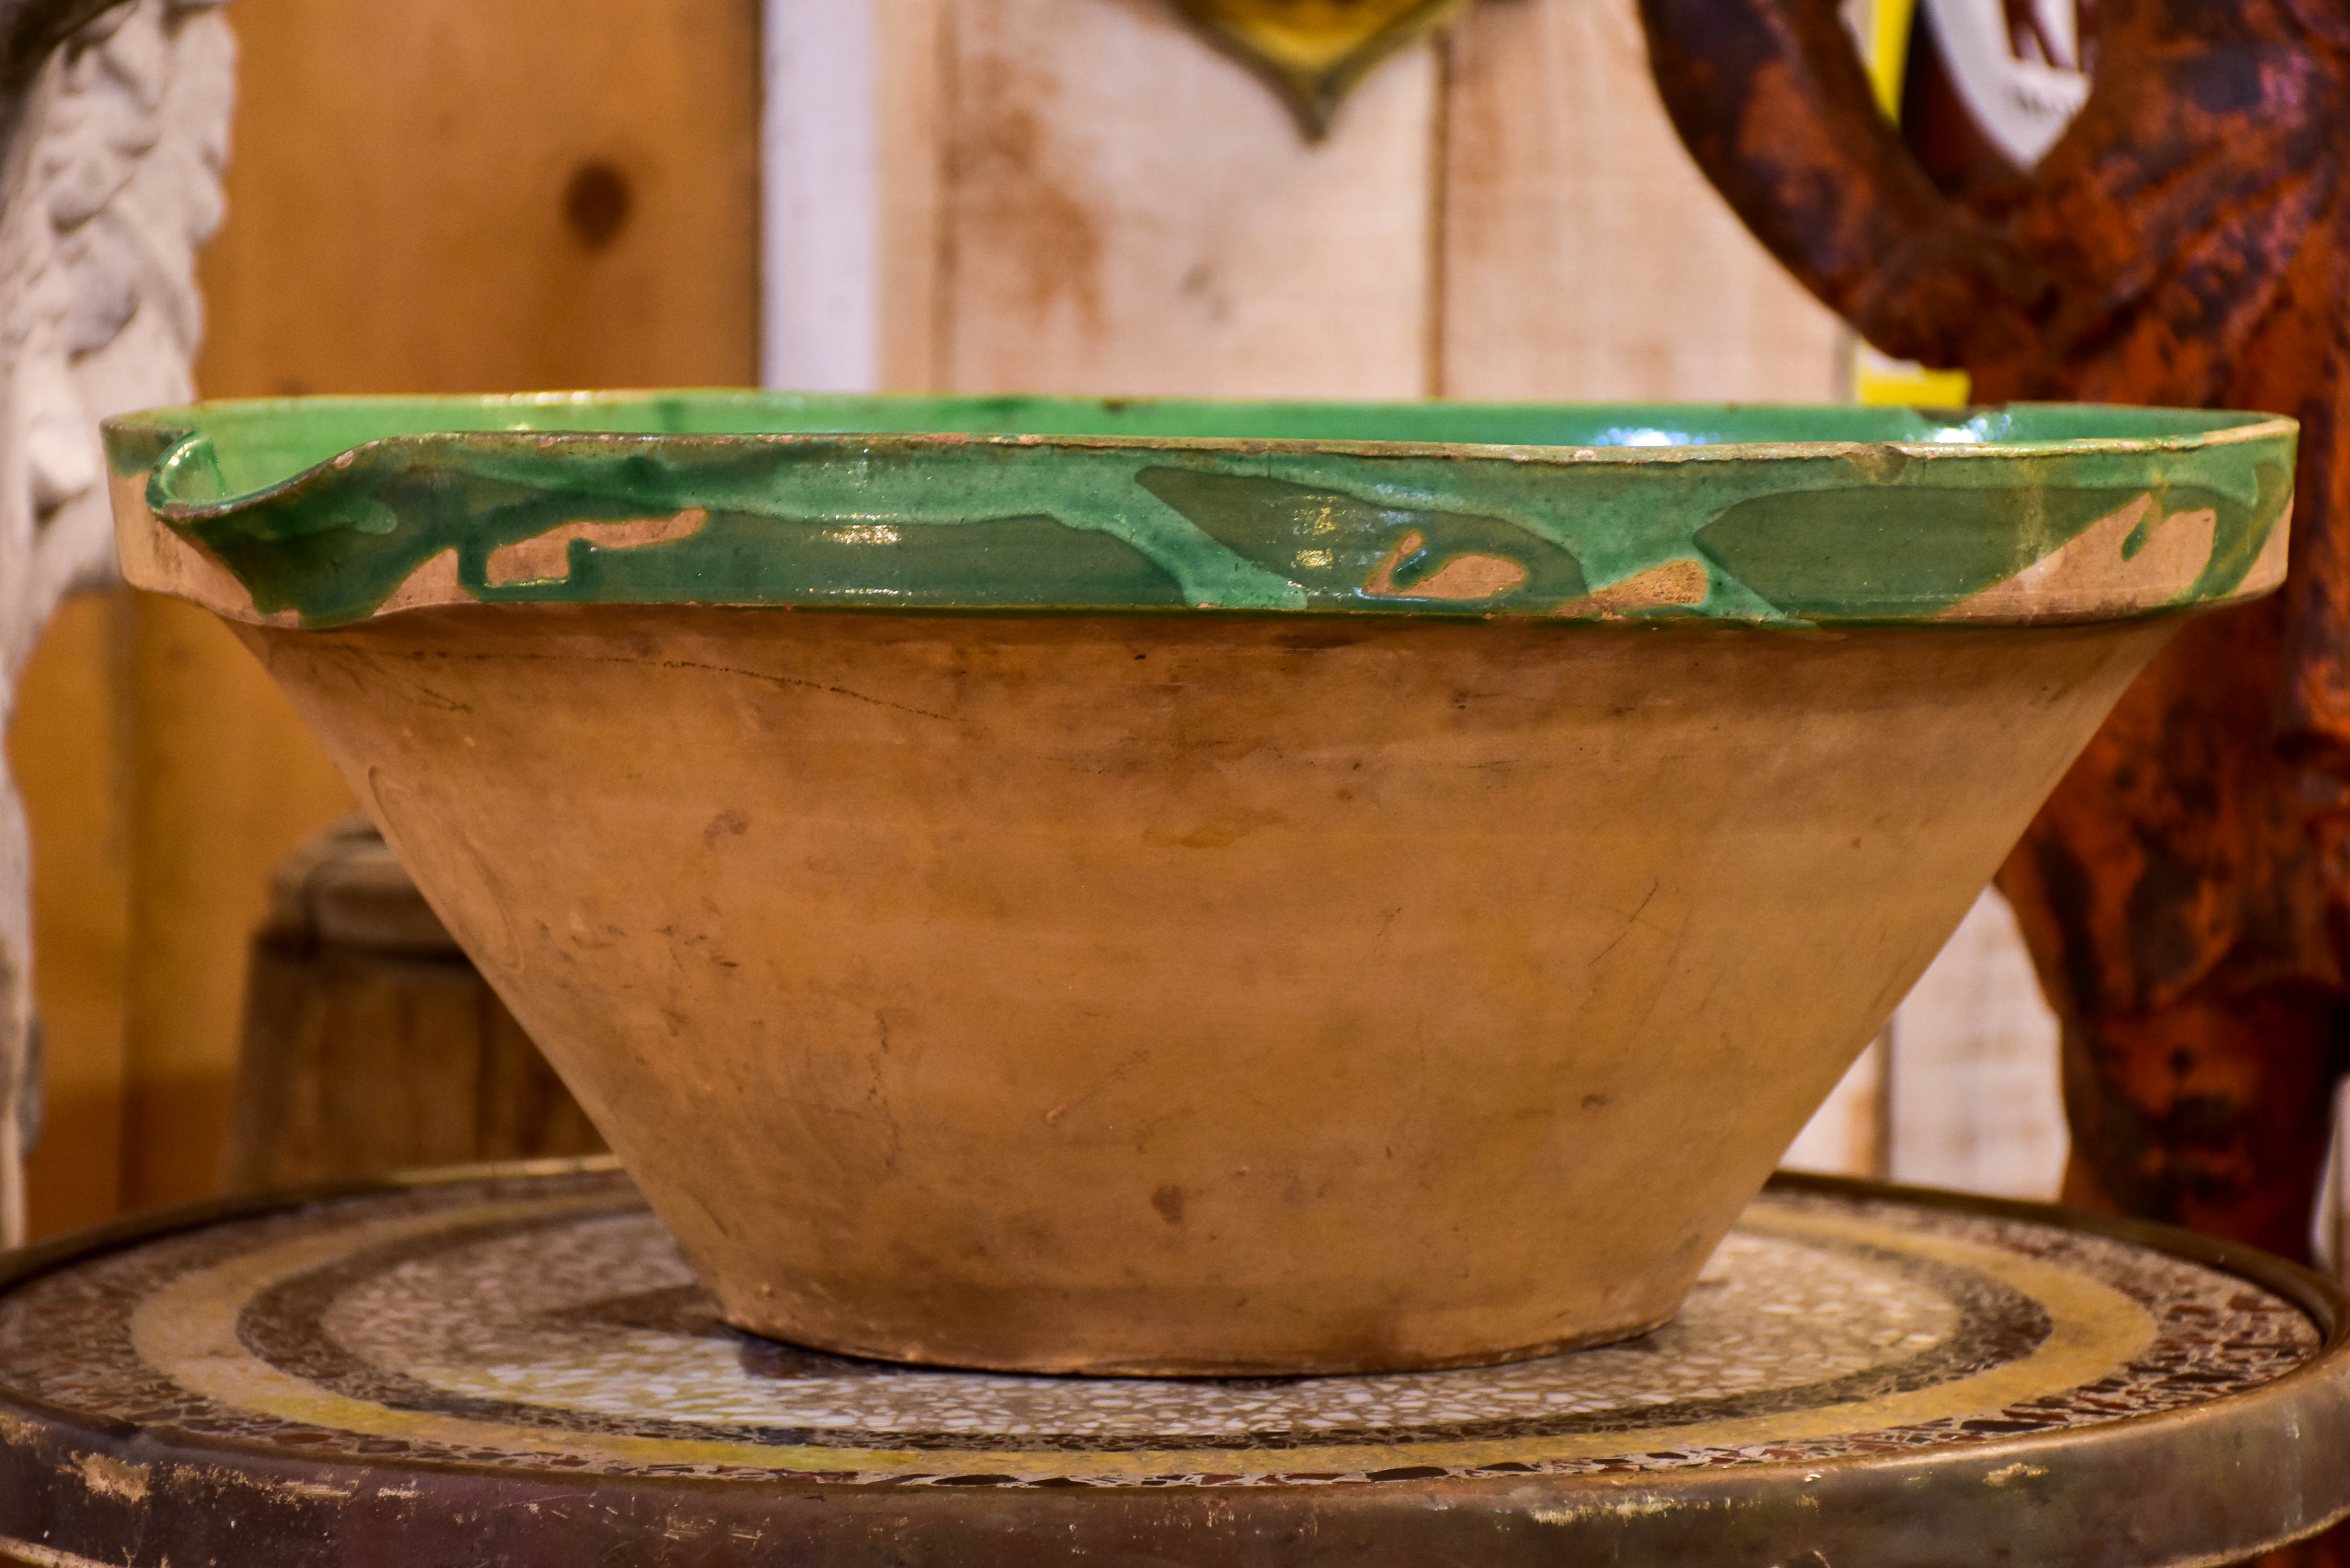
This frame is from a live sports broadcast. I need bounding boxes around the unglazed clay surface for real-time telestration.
[101,393,2290,1372]
[234,605,2170,1372]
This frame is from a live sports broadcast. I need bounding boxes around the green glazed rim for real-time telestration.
[102,390,2298,630]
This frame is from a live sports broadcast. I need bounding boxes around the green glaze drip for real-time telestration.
[2181,463,2296,604]
[525,510,1189,610]
[100,391,2298,629]
[1696,480,2270,618]
[1137,469,1587,607]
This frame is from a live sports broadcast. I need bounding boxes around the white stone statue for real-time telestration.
[0,0,232,1243]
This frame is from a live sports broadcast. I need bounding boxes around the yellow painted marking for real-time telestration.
[1864,0,1919,119]
[1179,0,1466,74]
[1855,341,1972,409]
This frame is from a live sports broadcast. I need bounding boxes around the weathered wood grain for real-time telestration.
[1890,888,2066,1201]
[223,820,601,1193]
[932,0,1436,397]
[7,0,761,1223]
[8,593,132,1239]
[1780,1034,1887,1178]
[876,0,947,391]
[1439,0,1845,401]
[119,596,358,1209]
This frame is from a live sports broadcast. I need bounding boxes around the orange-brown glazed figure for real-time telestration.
[1637,5,2350,1559]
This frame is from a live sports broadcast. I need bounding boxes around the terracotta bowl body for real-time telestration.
[106,393,2295,1375]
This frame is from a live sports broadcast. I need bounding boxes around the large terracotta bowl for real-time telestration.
[106,393,2295,1375]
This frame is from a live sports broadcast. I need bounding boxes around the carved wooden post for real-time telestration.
[0,0,231,1241]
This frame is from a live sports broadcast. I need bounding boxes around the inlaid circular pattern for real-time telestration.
[0,1170,2318,1491]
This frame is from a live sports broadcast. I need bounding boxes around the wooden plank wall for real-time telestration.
[933,0,1440,399]
[1890,889,2067,1198]
[8,0,758,1236]
[894,0,1847,403]
[1442,0,1848,401]
[8,597,133,1237]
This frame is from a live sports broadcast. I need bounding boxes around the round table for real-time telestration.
[0,1161,2343,1566]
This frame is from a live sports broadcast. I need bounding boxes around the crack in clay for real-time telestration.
[1588,880,1663,967]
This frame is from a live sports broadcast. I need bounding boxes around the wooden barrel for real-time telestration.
[221,815,602,1190]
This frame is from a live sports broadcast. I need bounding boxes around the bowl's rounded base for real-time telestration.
[712,1304,1685,1379]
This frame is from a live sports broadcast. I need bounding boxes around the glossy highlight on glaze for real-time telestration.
[102,391,2295,630]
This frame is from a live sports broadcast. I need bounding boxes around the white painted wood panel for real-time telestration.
[933,0,1437,398]
[873,0,946,391]
[1781,1035,1886,1179]
[1888,887,2067,1200]
[1438,0,1847,401]
[762,0,882,390]
[1788,891,2068,1194]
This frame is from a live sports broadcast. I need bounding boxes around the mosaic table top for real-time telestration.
[0,1163,2344,1568]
